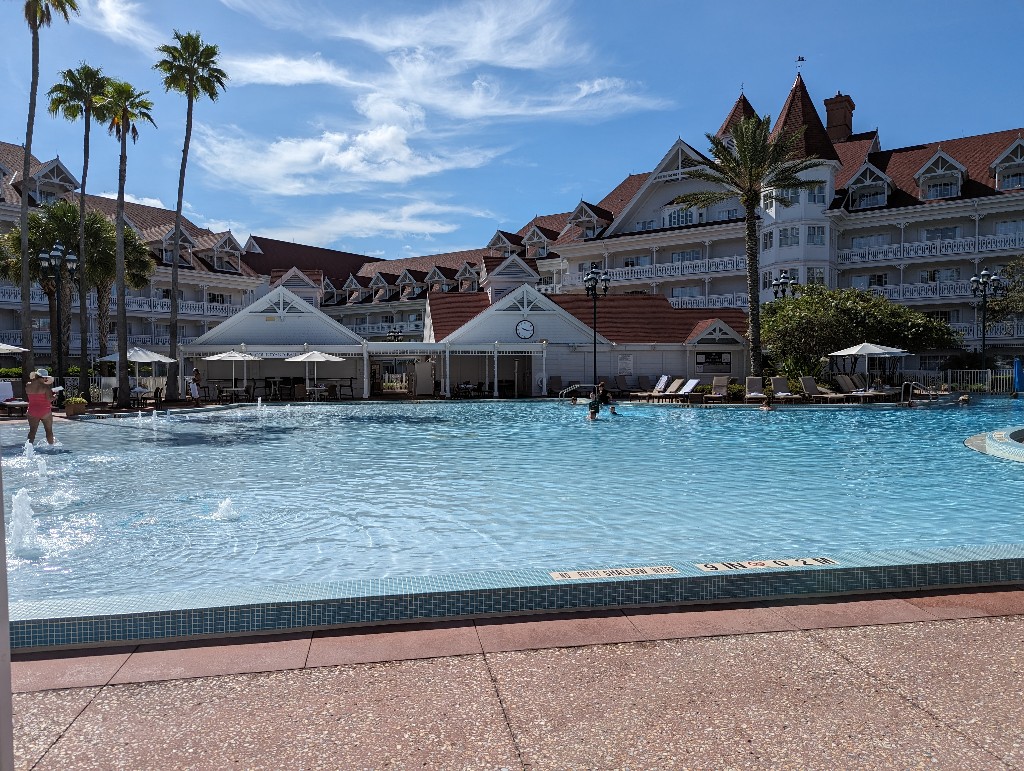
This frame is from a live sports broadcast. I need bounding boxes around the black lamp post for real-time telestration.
[38,241,78,406]
[583,261,610,387]
[970,268,1004,372]
[386,327,402,342]
[771,270,800,300]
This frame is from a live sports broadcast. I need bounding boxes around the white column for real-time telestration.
[444,343,451,398]
[362,341,370,399]
[493,342,499,398]
[541,340,548,396]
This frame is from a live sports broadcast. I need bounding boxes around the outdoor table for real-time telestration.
[307,386,327,402]
[129,387,151,408]
[2,400,28,417]
[224,387,247,403]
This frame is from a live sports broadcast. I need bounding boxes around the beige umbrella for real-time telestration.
[285,350,346,388]
[202,350,263,387]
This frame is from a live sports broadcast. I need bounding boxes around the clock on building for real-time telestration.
[515,319,535,339]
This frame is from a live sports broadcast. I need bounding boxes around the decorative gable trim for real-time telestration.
[482,254,539,283]
[274,266,318,290]
[686,318,745,345]
[992,138,1024,191]
[914,149,967,182]
[455,262,479,280]
[650,139,709,184]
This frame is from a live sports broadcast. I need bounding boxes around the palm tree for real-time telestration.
[672,115,827,376]
[103,79,156,407]
[154,30,228,401]
[47,62,110,393]
[85,222,153,364]
[19,0,79,382]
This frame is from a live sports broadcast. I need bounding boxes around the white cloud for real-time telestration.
[262,200,491,245]
[73,0,163,53]
[96,191,167,209]
[192,123,500,196]
[222,53,364,89]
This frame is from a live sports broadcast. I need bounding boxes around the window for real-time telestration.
[850,233,891,249]
[761,231,774,251]
[582,225,596,238]
[670,285,702,298]
[919,268,961,283]
[536,245,548,257]
[778,188,800,205]
[806,267,826,285]
[213,253,238,271]
[206,292,227,305]
[635,219,655,232]
[666,208,694,227]
[36,190,57,204]
[852,188,886,209]
[807,226,825,246]
[924,180,960,199]
[407,312,422,322]
[922,226,961,241]
[779,227,800,247]
[160,288,184,301]
[999,171,1024,190]
[380,314,394,325]
[996,220,1024,236]
[670,249,702,262]
[623,255,651,268]
[918,353,950,370]
[761,193,773,210]
[807,183,826,205]
[762,271,774,290]
[924,311,960,325]
[715,207,739,221]
[868,274,888,287]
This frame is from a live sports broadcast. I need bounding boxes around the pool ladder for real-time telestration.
[559,383,596,399]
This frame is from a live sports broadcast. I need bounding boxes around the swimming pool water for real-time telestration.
[3,399,1024,603]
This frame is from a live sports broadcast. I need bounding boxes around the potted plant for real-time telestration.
[64,395,88,417]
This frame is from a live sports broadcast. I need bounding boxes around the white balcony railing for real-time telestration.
[562,255,747,287]
[0,287,242,317]
[345,321,424,337]
[950,322,1024,340]
[837,232,1024,265]
[668,293,749,309]
[0,331,198,351]
[865,281,974,300]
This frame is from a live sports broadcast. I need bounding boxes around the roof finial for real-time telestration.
[796,55,805,71]
[740,81,744,94]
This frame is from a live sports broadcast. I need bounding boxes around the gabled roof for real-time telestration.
[771,74,840,162]
[270,266,321,290]
[396,268,428,284]
[716,92,758,139]
[519,212,571,238]
[991,136,1024,169]
[684,317,747,344]
[242,235,376,285]
[480,254,539,282]
[342,274,372,290]
[368,272,400,288]
[356,248,489,278]
[188,285,364,347]
[834,130,881,188]
[913,148,967,181]
[488,230,524,250]
[425,265,459,282]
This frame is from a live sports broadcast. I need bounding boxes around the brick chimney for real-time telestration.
[823,92,855,142]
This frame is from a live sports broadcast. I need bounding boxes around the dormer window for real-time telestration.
[665,207,694,227]
[213,252,238,272]
[848,165,892,211]
[777,188,800,205]
[634,219,655,232]
[915,152,964,201]
[993,141,1024,191]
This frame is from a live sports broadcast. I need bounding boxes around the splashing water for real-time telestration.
[35,457,47,476]
[9,489,44,559]
[22,441,35,460]
[211,498,240,521]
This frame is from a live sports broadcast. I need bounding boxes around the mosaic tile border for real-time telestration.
[10,543,1024,651]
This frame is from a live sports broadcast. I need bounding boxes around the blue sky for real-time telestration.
[2,0,1022,262]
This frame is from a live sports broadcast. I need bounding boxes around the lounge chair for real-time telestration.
[664,378,701,403]
[744,376,767,403]
[798,376,845,403]
[614,374,631,396]
[770,377,803,403]
[703,376,730,403]
[635,375,670,401]
[651,377,686,403]
[835,374,887,403]
[546,375,563,396]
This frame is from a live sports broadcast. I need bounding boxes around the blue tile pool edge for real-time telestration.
[9,543,1024,651]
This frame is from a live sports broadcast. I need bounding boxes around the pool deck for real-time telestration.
[10,584,1024,769]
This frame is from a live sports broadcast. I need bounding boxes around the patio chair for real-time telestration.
[215,385,233,404]
[293,383,307,401]
[614,374,631,396]
[141,387,163,409]
[702,376,730,403]
[798,376,846,404]
[650,377,686,403]
[744,376,767,403]
[634,375,669,401]
[770,377,803,403]
[664,378,701,403]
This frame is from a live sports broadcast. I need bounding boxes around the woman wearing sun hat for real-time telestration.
[25,368,56,445]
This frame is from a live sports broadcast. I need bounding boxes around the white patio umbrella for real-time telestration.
[828,342,909,385]
[285,350,346,388]
[202,350,263,387]
[98,346,175,382]
[0,343,27,354]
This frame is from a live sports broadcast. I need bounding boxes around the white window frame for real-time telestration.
[807,183,826,205]
[779,226,800,247]
[807,226,825,246]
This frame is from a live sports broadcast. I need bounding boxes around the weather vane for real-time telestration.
[796,55,806,71]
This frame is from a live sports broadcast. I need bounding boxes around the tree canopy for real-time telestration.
[986,254,1024,323]
[760,285,959,377]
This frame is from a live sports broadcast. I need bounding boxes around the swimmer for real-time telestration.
[957,393,970,405]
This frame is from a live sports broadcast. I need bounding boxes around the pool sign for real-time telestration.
[696,557,839,572]
[549,565,680,580]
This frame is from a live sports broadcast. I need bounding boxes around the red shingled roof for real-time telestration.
[598,172,648,216]
[834,131,879,188]
[357,248,488,278]
[549,294,747,344]
[244,235,376,285]
[716,93,758,139]
[0,141,43,206]
[771,74,839,162]
[426,291,490,340]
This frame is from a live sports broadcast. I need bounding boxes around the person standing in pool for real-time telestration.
[596,381,618,415]
[25,368,56,445]
[190,367,203,405]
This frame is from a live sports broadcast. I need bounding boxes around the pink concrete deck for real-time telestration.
[9,586,1024,768]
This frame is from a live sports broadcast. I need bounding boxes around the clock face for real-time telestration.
[515,319,535,339]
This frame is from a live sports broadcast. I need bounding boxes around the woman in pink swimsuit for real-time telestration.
[25,367,56,445]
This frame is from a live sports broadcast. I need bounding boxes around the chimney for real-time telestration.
[823,91,855,142]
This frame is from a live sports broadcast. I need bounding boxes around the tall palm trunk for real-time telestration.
[115,123,129,407]
[96,279,112,360]
[77,103,92,400]
[20,27,40,383]
[743,196,762,377]
[167,94,194,402]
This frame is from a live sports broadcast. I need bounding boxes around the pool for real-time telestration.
[3,398,1024,607]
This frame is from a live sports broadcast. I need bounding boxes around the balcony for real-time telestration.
[345,321,424,337]
[562,255,747,287]
[669,293,749,309]
[838,232,1024,265]
[0,286,242,318]
[864,281,973,301]
[0,331,197,351]
[950,321,1024,341]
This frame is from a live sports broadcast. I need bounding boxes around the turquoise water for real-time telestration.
[3,398,1024,603]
